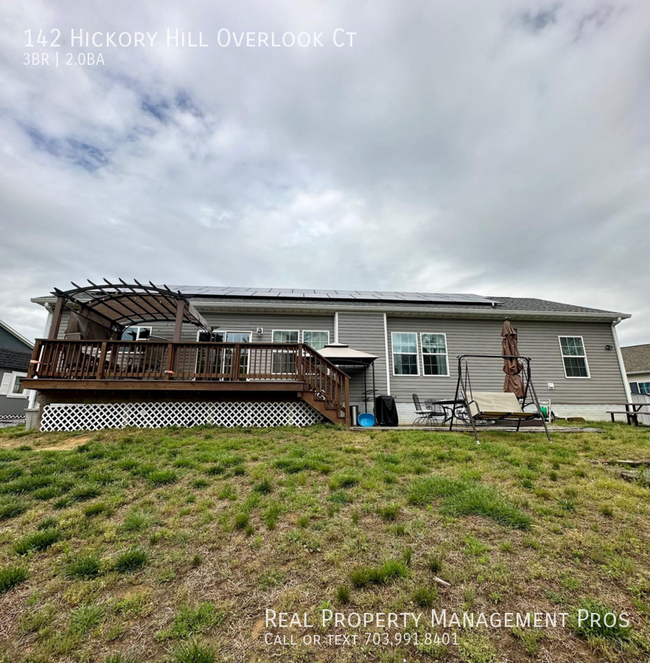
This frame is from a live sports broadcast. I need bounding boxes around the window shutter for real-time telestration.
[0,373,12,396]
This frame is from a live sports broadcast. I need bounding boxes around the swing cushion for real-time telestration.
[467,392,538,419]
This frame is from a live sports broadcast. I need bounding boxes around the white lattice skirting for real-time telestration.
[40,401,324,432]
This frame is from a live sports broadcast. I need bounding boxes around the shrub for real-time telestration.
[413,586,437,608]
[0,565,28,593]
[350,559,408,588]
[113,547,148,573]
[147,470,177,486]
[14,529,62,555]
[171,641,216,663]
[65,553,101,579]
[0,498,28,521]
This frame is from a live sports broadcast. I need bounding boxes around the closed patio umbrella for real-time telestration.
[501,319,524,399]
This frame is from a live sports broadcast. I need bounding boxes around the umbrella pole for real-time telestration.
[363,366,368,413]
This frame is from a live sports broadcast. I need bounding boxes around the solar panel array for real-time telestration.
[169,286,498,306]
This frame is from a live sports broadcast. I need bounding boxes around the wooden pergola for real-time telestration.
[48,279,211,342]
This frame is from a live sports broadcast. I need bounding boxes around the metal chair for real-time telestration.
[412,394,445,426]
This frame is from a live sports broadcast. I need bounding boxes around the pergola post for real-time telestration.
[48,296,65,339]
[173,300,185,342]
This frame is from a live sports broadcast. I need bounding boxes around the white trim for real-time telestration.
[5,372,28,399]
[334,312,339,343]
[612,322,633,402]
[419,332,450,377]
[383,314,390,395]
[391,331,420,377]
[122,325,153,341]
[302,330,330,350]
[272,330,299,343]
[558,336,591,379]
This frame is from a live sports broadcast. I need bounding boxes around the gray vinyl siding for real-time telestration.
[386,317,627,405]
[337,312,389,407]
[0,327,32,352]
[0,368,28,416]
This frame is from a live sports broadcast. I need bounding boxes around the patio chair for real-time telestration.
[412,394,446,426]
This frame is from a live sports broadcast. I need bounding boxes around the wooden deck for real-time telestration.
[24,340,351,426]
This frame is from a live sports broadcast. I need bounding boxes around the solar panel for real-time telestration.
[168,285,497,305]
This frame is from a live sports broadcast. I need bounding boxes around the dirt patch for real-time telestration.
[36,435,93,451]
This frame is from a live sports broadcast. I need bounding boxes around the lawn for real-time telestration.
[0,422,648,663]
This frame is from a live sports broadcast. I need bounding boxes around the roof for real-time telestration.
[0,319,34,349]
[621,344,650,374]
[0,348,32,371]
[33,283,629,321]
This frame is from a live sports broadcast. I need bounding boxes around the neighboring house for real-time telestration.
[621,344,650,395]
[23,282,631,431]
[0,320,34,423]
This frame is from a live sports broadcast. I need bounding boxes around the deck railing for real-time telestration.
[27,340,349,418]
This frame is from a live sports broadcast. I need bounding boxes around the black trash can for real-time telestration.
[374,395,399,426]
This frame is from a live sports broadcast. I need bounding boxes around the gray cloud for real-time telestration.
[1,0,648,344]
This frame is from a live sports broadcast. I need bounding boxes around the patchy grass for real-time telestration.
[0,422,648,662]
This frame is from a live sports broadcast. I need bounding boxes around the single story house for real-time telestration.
[23,282,632,431]
[0,319,34,425]
[621,344,650,395]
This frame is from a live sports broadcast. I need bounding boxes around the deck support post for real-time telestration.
[173,300,184,342]
[48,296,65,340]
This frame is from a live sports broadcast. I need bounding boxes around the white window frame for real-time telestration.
[122,326,153,341]
[558,336,591,379]
[5,371,29,399]
[302,330,330,350]
[391,332,420,376]
[420,332,450,377]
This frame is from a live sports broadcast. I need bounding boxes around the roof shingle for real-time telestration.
[621,344,650,373]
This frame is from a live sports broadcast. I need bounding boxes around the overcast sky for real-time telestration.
[1,0,648,344]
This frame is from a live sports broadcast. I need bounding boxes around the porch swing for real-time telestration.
[449,354,551,444]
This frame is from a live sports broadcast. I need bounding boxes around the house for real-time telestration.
[22,282,632,431]
[0,319,34,425]
[621,344,650,395]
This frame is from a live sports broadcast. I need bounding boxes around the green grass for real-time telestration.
[0,422,648,663]
[571,599,633,643]
[14,528,62,554]
[0,565,28,592]
[65,553,102,578]
[113,547,148,573]
[350,559,409,588]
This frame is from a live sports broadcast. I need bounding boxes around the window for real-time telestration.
[559,336,590,378]
[272,330,299,374]
[197,329,223,342]
[631,382,650,395]
[391,332,419,375]
[0,371,28,399]
[121,326,152,341]
[303,330,329,351]
[421,333,449,376]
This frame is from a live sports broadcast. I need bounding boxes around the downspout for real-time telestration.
[612,318,632,403]
[383,313,391,395]
[334,312,339,343]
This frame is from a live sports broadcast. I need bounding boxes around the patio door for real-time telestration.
[222,332,251,379]
[196,330,251,379]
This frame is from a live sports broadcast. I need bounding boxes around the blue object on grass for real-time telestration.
[357,413,375,427]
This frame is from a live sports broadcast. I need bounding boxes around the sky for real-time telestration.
[1,0,649,345]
